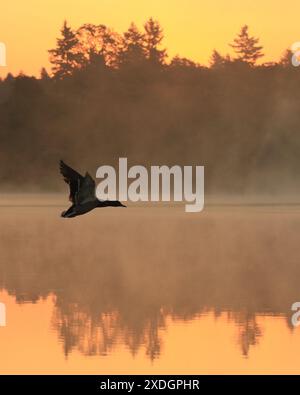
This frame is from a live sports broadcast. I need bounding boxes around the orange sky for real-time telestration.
[0,0,298,77]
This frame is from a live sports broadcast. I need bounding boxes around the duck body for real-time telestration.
[61,201,98,218]
[59,160,125,218]
[61,200,125,218]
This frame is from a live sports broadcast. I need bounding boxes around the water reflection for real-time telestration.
[0,201,299,361]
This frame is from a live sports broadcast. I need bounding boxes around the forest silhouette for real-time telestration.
[0,19,299,197]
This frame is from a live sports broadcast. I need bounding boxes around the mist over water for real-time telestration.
[0,195,300,373]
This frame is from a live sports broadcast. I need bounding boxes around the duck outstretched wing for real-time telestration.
[76,172,96,204]
[59,160,85,204]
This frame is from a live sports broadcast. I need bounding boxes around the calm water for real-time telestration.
[0,195,300,374]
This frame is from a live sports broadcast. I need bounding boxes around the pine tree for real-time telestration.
[279,49,293,68]
[40,67,50,80]
[209,50,231,69]
[49,21,85,79]
[119,23,146,66]
[230,25,264,65]
[143,18,167,65]
[4,72,14,83]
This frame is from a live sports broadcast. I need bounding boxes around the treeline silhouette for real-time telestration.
[0,19,299,196]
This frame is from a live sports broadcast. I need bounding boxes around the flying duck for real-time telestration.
[60,160,126,218]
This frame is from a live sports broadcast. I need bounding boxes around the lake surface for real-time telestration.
[0,195,300,374]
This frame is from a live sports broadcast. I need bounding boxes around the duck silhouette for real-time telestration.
[60,160,126,218]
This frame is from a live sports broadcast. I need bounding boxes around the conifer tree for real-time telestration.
[49,21,84,78]
[230,25,263,65]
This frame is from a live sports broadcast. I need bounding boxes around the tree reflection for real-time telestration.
[0,207,299,359]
